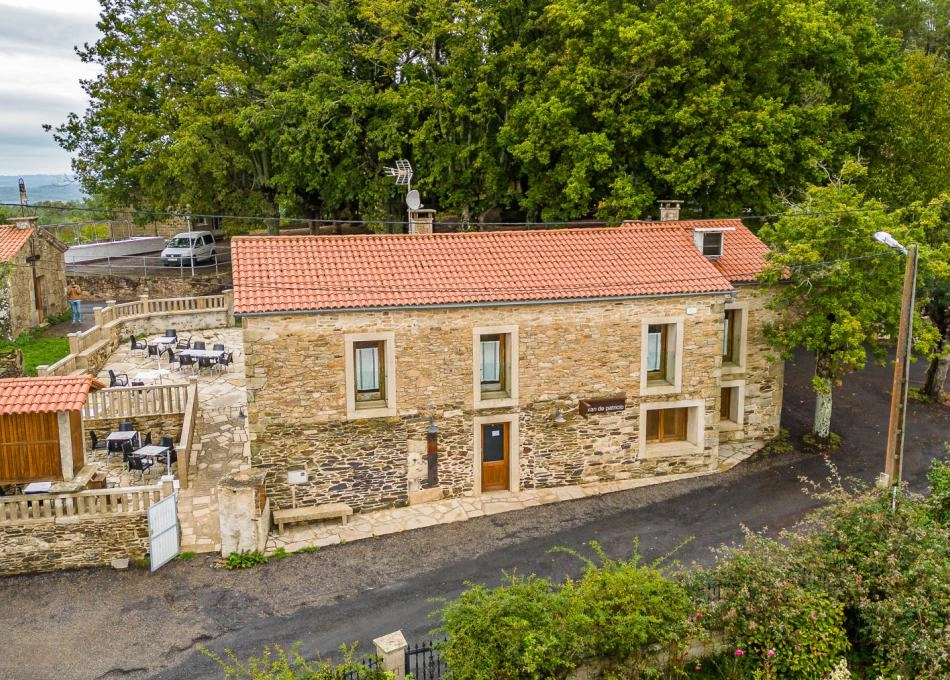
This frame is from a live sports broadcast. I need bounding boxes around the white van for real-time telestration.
[161,231,216,266]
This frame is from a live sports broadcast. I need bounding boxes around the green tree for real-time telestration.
[55,0,904,227]
[758,160,938,441]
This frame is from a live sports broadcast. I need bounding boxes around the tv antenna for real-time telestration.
[384,159,423,232]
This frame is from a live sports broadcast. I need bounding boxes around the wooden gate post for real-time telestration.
[373,631,408,680]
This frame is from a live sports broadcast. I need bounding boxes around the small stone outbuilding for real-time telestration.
[0,216,69,340]
[0,375,103,486]
[233,219,784,517]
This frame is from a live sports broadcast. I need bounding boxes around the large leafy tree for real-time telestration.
[56,0,901,226]
[758,161,939,441]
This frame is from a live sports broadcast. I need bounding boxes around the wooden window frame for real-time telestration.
[722,302,748,375]
[639,399,704,458]
[473,325,519,409]
[719,380,745,430]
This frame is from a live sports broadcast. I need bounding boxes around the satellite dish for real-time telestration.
[406,189,421,211]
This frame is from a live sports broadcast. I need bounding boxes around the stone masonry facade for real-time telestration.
[246,287,783,513]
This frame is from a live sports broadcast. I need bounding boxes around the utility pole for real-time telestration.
[883,243,918,486]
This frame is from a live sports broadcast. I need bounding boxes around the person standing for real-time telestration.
[66,282,82,324]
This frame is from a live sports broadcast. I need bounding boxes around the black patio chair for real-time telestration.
[192,340,206,350]
[212,343,225,352]
[164,348,180,370]
[119,421,134,431]
[128,454,153,481]
[130,335,147,356]
[156,436,178,467]
[121,440,135,466]
[147,343,162,358]
[143,432,153,446]
[176,336,191,349]
[90,430,106,451]
[178,353,196,373]
[109,370,129,387]
[164,329,177,339]
[197,355,217,374]
[214,351,234,374]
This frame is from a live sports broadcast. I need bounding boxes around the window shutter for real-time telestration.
[647,329,661,372]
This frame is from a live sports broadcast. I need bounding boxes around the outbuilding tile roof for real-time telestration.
[233,221,769,315]
[0,225,34,261]
[0,376,103,415]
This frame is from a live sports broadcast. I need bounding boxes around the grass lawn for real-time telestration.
[0,332,70,376]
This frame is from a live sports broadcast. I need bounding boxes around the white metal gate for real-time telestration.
[148,492,180,572]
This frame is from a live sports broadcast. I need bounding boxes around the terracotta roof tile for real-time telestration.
[0,376,103,415]
[233,224,763,314]
[0,225,34,261]
[623,219,768,282]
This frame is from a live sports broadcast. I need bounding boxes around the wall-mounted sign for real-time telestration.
[579,396,627,417]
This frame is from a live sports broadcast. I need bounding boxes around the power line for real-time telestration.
[4,196,949,229]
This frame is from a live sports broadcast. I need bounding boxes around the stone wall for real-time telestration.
[69,273,231,303]
[246,291,784,512]
[0,514,150,575]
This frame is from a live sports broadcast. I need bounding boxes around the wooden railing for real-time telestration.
[0,485,163,524]
[83,383,191,419]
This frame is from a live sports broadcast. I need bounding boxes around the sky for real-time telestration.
[0,0,102,176]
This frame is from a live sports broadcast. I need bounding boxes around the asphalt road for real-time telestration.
[0,350,946,680]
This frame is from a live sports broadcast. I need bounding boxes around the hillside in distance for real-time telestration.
[0,175,86,204]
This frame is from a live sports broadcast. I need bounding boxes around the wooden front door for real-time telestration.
[481,422,509,492]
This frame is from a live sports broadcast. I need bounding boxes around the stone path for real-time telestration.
[98,327,248,554]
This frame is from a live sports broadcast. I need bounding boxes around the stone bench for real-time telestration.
[272,502,353,534]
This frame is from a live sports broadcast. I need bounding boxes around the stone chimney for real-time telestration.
[9,216,38,231]
[410,209,436,234]
[658,200,683,222]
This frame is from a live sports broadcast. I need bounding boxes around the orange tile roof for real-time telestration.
[0,376,103,415]
[0,225,34,261]
[623,219,769,283]
[233,224,760,314]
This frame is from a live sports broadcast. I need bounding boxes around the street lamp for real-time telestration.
[873,231,918,488]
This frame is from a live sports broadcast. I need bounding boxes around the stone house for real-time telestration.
[0,216,69,340]
[233,217,783,514]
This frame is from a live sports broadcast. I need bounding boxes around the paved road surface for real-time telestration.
[0,351,946,680]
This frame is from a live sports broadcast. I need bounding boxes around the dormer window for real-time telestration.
[692,228,731,259]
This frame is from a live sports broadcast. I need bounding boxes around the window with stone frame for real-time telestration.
[344,331,396,419]
[473,325,519,408]
[719,381,744,429]
[641,317,683,395]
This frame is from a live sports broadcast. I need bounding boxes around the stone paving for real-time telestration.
[96,327,248,554]
[98,326,755,557]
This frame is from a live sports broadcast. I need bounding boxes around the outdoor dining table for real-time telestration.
[106,430,140,452]
[152,336,177,348]
[132,444,172,475]
[23,482,52,494]
[178,349,224,359]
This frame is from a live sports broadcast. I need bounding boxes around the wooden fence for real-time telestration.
[0,484,164,523]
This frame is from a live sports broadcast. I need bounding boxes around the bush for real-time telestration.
[565,545,693,674]
[706,486,950,679]
[708,533,849,679]
[438,575,579,679]
[203,643,392,679]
